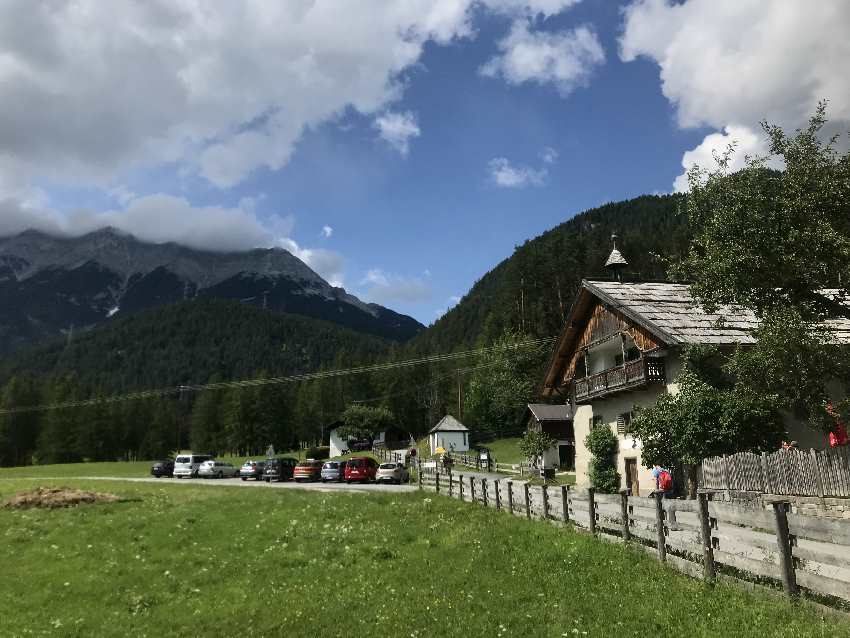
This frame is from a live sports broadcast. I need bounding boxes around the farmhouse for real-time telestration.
[428,415,470,455]
[540,258,846,495]
[525,403,575,470]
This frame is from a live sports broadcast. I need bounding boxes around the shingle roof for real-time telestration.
[584,280,850,345]
[604,248,628,268]
[527,404,573,422]
[429,415,469,433]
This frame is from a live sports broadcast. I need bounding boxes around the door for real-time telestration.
[624,458,639,496]
[558,444,575,471]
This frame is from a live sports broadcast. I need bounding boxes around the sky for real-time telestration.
[1,0,849,324]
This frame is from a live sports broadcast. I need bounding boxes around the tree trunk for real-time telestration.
[687,464,698,499]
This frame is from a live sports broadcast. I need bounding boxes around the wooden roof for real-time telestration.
[542,279,850,394]
[429,415,469,433]
[526,404,573,422]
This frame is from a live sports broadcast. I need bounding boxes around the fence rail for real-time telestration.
[702,447,850,497]
[418,466,850,607]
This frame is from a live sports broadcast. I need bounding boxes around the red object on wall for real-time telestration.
[830,422,849,447]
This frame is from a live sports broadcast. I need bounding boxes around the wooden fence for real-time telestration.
[418,467,850,607]
[702,447,850,497]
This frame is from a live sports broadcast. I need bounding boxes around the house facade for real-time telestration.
[429,415,470,455]
[525,404,574,470]
[541,279,835,496]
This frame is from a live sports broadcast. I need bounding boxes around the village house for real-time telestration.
[428,415,470,455]
[540,244,843,496]
[524,403,574,470]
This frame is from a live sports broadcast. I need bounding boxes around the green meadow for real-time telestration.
[0,478,847,638]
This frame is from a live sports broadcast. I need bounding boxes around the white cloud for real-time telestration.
[360,268,432,303]
[0,1,489,193]
[672,125,782,193]
[321,225,334,238]
[488,150,556,188]
[278,237,345,287]
[481,20,605,96]
[481,0,581,17]
[620,0,850,190]
[374,111,421,156]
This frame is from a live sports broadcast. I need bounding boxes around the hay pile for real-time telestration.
[2,486,120,509]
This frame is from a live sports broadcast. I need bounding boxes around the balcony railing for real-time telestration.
[574,358,665,401]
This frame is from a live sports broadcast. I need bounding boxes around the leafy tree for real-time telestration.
[681,103,850,422]
[631,346,784,496]
[585,423,620,494]
[464,331,548,440]
[0,376,41,466]
[338,404,395,445]
[518,429,556,469]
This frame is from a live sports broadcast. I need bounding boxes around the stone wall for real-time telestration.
[709,489,850,520]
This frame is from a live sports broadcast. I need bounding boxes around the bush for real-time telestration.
[584,425,620,493]
[305,446,330,460]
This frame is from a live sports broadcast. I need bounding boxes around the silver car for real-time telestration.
[197,460,239,478]
[321,460,347,482]
[376,462,409,484]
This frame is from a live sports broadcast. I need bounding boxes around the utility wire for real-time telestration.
[0,336,557,415]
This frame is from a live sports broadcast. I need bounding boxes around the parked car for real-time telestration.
[264,457,298,482]
[197,460,239,478]
[344,456,379,483]
[321,460,347,482]
[173,453,213,479]
[294,460,323,482]
[150,459,174,478]
[376,462,410,485]
[240,459,266,481]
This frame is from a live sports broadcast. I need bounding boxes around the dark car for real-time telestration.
[240,459,266,481]
[263,457,298,482]
[150,459,174,478]
[344,456,379,483]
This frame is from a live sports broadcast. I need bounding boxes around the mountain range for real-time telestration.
[0,228,423,353]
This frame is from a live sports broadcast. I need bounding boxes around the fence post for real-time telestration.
[482,478,488,507]
[772,501,798,598]
[435,469,440,494]
[469,476,475,503]
[761,452,771,494]
[654,492,667,562]
[542,485,549,520]
[459,474,464,501]
[524,483,531,519]
[588,488,596,536]
[810,449,824,498]
[507,482,514,514]
[721,454,729,491]
[494,480,501,510]
[561,485,569,523]
[449,472,453,497]
[697,492,715,582]
[620,490,630,541]
[418,461,423,490]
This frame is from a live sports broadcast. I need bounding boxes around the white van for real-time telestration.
[173,453,213,478]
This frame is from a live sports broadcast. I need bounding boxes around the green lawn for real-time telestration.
[0,478,847,637]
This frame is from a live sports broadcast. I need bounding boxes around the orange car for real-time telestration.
[293,459,323,482]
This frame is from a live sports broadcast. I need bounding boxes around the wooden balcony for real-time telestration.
[574,358,665,402]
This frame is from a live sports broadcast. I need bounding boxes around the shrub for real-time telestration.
[584,425,620,493]
[305,446,330,460]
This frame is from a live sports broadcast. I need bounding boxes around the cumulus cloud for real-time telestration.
[672,125,783,193]
[620,0,850,190]
[481,0,581,18]
[321,225,334,238]
[374,111,421,156]
[481,20,605,96]
[488,147,557,188]
[0,1,490,192]
[360,268,432,303]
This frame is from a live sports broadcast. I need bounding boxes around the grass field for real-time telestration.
[1,478,848,637]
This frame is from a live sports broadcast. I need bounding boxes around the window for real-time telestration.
[591,415,604,430]
[617,412,633,435]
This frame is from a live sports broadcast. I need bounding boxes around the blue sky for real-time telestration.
[1,1,847,324]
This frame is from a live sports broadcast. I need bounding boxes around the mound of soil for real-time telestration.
[2,487,120,509]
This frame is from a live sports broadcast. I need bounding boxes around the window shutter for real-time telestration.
[616,414,625,435]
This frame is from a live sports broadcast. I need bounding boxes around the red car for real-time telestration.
[344,456,379,483]
[293,460,323,482]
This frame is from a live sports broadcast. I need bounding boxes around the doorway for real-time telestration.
[624,458,639,496]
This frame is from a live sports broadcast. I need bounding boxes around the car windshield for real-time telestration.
[348,459,364,468]
[175,456,190,464]
[323,462,337,469]
[379,463,396,469]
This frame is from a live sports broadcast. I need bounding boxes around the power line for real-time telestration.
[0,336,557,415]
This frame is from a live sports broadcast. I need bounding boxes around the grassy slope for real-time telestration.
[0,479,847,637]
